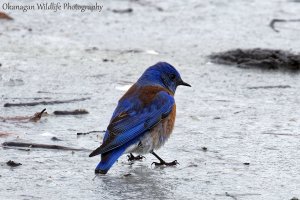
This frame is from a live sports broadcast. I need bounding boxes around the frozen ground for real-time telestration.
[1,0,300,199]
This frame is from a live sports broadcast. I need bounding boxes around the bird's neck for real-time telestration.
[136,82,174,95]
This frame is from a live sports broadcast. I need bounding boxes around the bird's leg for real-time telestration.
[127,153,145,161]
[151,151,178,166]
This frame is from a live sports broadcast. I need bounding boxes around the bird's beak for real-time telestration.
[178,80,191,87]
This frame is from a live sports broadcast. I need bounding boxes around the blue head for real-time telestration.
[137,62,191,93]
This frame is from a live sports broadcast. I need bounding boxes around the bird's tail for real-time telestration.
[94,146,126,174]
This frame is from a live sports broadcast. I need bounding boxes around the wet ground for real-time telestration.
[1,0,300,199]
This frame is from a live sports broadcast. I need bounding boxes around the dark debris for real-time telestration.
[124,173,132,177]
[6,160,22,167]
[209,48,300,71]
[85,47,99,52]
[291,197,299,200]
[201,147,208,152]
[111,8,133,14]
[102,58,114,62]
[51,137,62,141]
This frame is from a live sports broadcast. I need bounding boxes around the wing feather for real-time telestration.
[89,91,174,157]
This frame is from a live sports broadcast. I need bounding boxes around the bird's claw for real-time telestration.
[151,160,179,166]
[127,154,145,161]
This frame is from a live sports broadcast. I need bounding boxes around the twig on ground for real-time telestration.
[77,130,105,136]
[111,8,133,14]
[0,12,13,20]
[53,109,89,115]
[0,109,47,122]
[130,0,164,11]
[29,108,47,122]
[269,18,300,32]
[3,97,90,107]
[247,85,291,89]
[2,141,88,151]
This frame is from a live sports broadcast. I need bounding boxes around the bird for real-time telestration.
[89,62,191,174]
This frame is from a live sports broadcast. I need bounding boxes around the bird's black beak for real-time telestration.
[178,80,191,87]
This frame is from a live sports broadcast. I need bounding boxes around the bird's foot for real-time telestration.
[127,153,145,161]
[151,160,179,166]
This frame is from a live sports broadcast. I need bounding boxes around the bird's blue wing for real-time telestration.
[89,91,174,157]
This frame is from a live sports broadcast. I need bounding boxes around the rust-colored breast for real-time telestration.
[138,85,173,106]
[164,104,176,136]
[149,104,176,150]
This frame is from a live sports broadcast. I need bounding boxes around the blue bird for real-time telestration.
[89,62,191,174]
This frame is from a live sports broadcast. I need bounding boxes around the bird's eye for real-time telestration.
[169,74,176,80]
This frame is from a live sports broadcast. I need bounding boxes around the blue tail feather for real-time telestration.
[94,133,144,174]
[95,145,126,174]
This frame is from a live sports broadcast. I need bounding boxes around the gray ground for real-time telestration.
[1,0,300,199]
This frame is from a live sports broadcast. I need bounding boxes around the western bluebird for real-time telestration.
[89,62,191,174]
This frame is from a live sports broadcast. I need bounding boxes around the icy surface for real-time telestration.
[1,0,300,199]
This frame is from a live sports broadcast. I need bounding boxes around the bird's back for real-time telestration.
[90,83,175,157]
[110,84,174,121]
[117,84,176,154]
